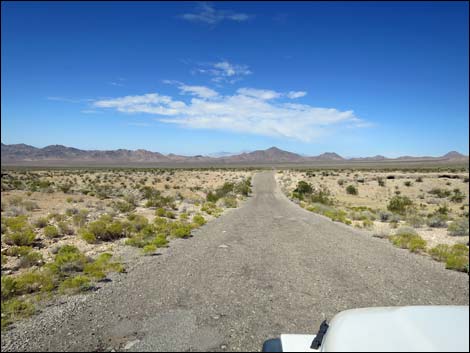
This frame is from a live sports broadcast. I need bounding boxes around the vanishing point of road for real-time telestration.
[2,171,468,352]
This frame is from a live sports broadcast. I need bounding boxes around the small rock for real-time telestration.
[218,244,229,249]
[124,340,140,350]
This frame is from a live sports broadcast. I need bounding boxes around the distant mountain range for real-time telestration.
[1,143,468,166]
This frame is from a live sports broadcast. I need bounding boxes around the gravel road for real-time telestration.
[2,171,468,352]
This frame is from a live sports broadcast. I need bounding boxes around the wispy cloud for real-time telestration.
[92,84,367,142]
[163,80,219,99]
[180,2,252,25]
[195,60,252,84]
[287,91,307,99]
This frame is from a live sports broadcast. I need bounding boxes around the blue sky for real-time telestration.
[1,1,468,157]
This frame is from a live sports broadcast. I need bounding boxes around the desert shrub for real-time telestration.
[431,244,470,272]
[406,214,426,228]
[378,210,393,222]
[387,196,413,216]
[292,181,313,200]
[1,299,35,329]
[192,214,206,226]
[390,229,426,253]
[48,245,88,276]
[234,178,251,196]
[307,203,351,225]
[201,202,222,216]
[445,244,469,272]
[58,275,91,294]
[169,222,192,238]
[337,179,345,186]
[377,178,386,187]
[85,216,125,241]
[142,244,157,255]
[4,228,36,246]
[416,177,423,182]
[428,188,451,198]
[156,208,166,217]
[206,192,218,203]
[44,225,60,238]
[179,213,189,221]
[80,230,97,244]
[429,244,451,262]
[126,214,149,233]
[152,234,169,247]
[346,185,358,195]
[22,201,39,211]
[83,253,124,280]
[72,209,89,228]
[14,270,55,295]
[33,217,48,228]
[18,251,43,268]
[1,276,17,300]
[362,219,374,228]
[224,197,238,208]
[426,214,448,228]
[112,200,135,213]
[404,181,412,187]
[450,189,465,203]
[58,221,74,235]
[448,218,469,236]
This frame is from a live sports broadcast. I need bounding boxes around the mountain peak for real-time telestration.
[442,151,466,159]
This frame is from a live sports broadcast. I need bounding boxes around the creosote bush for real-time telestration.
[389,227,427,253]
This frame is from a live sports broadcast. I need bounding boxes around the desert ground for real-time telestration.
[276,168,469,261]
[1,170,468,352]
[1,168,253,329]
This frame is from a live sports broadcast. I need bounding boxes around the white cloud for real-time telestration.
[237,88,281,100]
[180,2,252,25]
[287,91,307,99]
[196,60,252,84]
[92,86,367,142]
[163,80,219,99]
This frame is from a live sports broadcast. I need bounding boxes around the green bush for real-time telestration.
[429,244,451,262]
[387,196,413,216]
[152,234,169,247]
[346,185,358,195]
[450,189,465,203]
[390,228,426,253]
[85,216,125,241]
[156,208,166,217]
[34,217,48,228]
[18,251,43,268]
[1,299,35,329]
[142,244,157,255]
[4,228,36,246]
[428,188,451,198]
[192,214,206,226]
[14,270,55,295]
[83,253,124,280]
[58,275,92,294]
[49,245,88,275]
[223,197,238,208]
[170,222,192,238]
[80,229,97,244]
[44,225,60,238]
[58,221,74,235]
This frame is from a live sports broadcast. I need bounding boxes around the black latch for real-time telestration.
[310,320,329,349]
